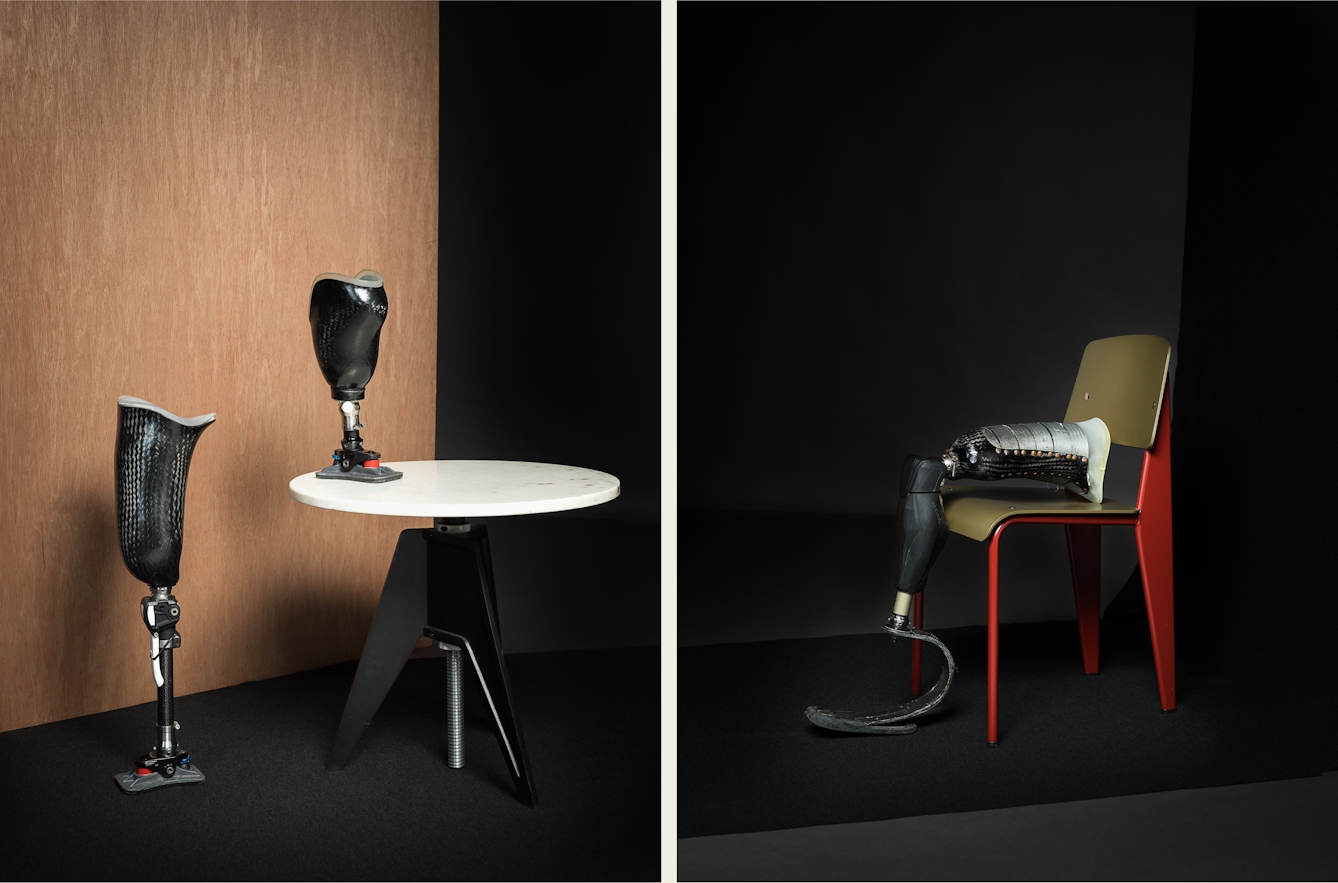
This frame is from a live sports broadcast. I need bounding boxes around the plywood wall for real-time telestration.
[0,2,439,733]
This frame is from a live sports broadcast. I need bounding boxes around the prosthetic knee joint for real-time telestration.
[113,397,214,792]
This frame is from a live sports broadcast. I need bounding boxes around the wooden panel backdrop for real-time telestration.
[0,2,438,733]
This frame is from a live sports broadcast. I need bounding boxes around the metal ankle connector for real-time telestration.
[888,591,915,635]
[339,400,363,432]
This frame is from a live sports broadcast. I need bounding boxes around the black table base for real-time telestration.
[326,525,537,807]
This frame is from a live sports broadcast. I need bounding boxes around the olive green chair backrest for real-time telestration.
[1062,335,1171,450]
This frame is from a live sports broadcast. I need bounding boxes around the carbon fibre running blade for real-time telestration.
[805,626,956,735]
[803,706,918,734]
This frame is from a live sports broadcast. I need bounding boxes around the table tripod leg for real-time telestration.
[328,529,427,771]
[425,528,537,807]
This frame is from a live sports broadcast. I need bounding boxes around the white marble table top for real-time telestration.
[289,460,620,518]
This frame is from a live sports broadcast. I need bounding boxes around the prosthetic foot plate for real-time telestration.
[114,764,205,793]
[315,463,403,483]
[805,626,957,735]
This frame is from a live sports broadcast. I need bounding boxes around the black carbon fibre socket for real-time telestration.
[895,455,949,594]
[309,271,388,401]
[115,399,215,588]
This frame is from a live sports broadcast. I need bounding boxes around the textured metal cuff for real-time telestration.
[942,419,1109,501]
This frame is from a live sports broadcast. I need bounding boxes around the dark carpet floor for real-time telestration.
[679,772,1338,881]
[0,646,660,881]
[679,619,1330,838]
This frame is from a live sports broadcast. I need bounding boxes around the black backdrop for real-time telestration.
[436,4,661,653]
[680,3,1193,516]
[437,3,659,516]
[679,3,1195,642]
[1174,2,1338,767]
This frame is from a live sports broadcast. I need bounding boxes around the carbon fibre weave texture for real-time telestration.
[116,404,212,587]
[309,276,388,399]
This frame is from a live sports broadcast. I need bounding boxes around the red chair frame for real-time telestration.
[910,381,1175,745]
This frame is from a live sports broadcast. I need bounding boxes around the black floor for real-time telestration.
[0,646,660,881]
[679,771,1338,881]
[679,620,1332,839]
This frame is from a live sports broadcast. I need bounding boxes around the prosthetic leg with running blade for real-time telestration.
[805,418,1111,735]
[806,455,957,734]
[112,397,215,792]
[309,270,402,483]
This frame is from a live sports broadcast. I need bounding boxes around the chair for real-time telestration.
[909,334,1175,746]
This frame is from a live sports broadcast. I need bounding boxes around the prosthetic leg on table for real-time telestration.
[309,270,402,483]
[113,397,215,792]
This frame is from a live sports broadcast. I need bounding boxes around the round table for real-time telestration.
[288,460,620,807]
[288,459,621,518]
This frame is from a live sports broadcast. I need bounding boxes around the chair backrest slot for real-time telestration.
[1061,335,1171,450]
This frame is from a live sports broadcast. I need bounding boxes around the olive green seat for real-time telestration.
[940,485,1140,543]
[927,334,1175,745]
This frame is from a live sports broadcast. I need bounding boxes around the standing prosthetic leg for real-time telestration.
[806,455,958,734]
[112,397,215,792]
[309,270,402,483]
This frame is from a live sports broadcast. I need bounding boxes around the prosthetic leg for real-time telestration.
[309,270,402,483]
[806,455,957,734]
[112,397,215,792]
[805,418,1111,735]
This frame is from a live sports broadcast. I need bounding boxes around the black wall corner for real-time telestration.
[436,5,661,652]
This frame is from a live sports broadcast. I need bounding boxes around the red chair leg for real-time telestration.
[1136,383,1176,712]
[910,592,923,696]
[987,527,1002,746]
[1065,524,1102,674]
[1136,521,1175,711]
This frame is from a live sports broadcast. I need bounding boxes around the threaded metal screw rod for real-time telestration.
[439,641,465,769]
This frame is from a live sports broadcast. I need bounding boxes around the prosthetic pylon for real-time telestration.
[806,455,958,734]
[309,270,402,483]
[112,397,214,792]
